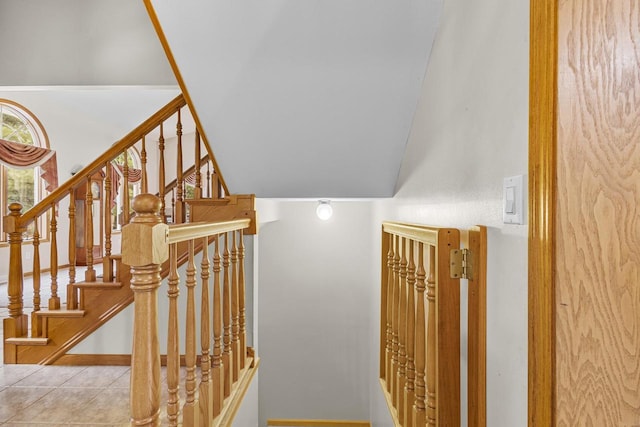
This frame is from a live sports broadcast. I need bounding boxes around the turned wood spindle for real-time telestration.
[175,108,184,224]
[239,229,247,369]
[404,239,417,427]
[385,233,394,388]
[199,237,213,422]
[123,150,130,225]
[103,161,112,282]
[231,231,240,382]
[5,203,26,337]
[68,188,77,298]
[397,237,408,419]
[183,240,199,426]
[206,163,211,198]
[167,243,180,427]
[212,235,224,416]
[391,234,401,406]
[426,245,437,427]
[31,224,42,337]
[84,178,96,282]
[194,130,202,199]
[141,136,148,193]
[413,242,427,426]
[49,203,60,309]
[158,121,166,222]
[222,232,233,397]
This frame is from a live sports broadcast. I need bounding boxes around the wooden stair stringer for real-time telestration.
[15,273,134,365]
[11,236,215,365]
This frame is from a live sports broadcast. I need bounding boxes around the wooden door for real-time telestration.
[530,0,640,425]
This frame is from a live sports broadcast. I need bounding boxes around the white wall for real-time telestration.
[371,0,530,426]
[0,0,174,86]
[257,201,376,426]
[234,372,260,427]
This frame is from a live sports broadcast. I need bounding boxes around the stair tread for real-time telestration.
[35,309,86,318]
[5,337,50,346]
[72,281,123,289]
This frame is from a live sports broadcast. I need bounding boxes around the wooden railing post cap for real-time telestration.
[4,202,25,233]
[121,194,169,266]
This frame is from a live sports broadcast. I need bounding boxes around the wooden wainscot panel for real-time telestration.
[189,194,258,235]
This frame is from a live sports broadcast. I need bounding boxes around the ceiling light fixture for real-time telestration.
[316,200,333,220]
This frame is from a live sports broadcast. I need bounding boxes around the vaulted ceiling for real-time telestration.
[149,0,442,198]
[1,0,442,198]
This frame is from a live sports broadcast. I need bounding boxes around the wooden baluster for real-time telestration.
[167,243,180,426]
[175,108,184,223]
[31,224,42,337]
[212,235,224,416]
[222,232,233,397]
[4,203,27,348]
[391,235,400,407]
[103,162,112,282]
[206,163,211,198]
[122,195,167,427]
[84,179,96,282]
[49,203,60,309]
[231,230,240,382]
[171,188,176,224]
[385,233,394,389]
[67,189,77,308]
[239,229,247,369]
[211,170,220,199]
[426,245,437,427]
[199,237,213,423]
[158,121,166,222]
[141,136,148,193]
[413,242,427,426]
[404,240,417,427]
[397,237,408,419]
[123,150,130,225]
[194,130,202,199]
[183,240,199,425]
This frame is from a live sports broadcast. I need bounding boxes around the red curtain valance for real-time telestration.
[0,138,58,192]
[109,163,143,209]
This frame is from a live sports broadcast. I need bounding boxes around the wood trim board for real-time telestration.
[528,0,557,425]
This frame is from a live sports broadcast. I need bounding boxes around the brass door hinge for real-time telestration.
[450,248,473,280]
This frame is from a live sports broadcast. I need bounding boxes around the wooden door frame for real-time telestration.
[528,0,557,426]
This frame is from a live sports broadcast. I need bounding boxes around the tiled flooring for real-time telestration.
[1,268,131,426]
[0,364,130,426]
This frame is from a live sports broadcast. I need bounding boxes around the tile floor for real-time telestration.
[0,364,130,426]
[1,268,132,426]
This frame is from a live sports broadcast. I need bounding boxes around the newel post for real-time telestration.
[122,194,169,427]
[3,203,27,332]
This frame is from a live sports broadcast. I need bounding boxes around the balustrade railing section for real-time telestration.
[123,194,257,426]
[379,222,461,427]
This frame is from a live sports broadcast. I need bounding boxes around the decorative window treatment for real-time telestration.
[109,163,142,208]
[0,138,58,192]
[184,171,197,186]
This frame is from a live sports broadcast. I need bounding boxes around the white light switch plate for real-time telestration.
[503,175,525,224]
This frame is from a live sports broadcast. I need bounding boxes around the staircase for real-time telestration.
[2,93,257,366]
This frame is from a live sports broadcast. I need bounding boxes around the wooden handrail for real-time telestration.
[168,219,250,244]
[382,221,440,246]
[18,94,186,227]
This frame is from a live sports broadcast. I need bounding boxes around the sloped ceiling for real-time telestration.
[149,0,442,198]
[0,0,175,86]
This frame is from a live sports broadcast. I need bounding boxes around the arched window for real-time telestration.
[0,100,51,241]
